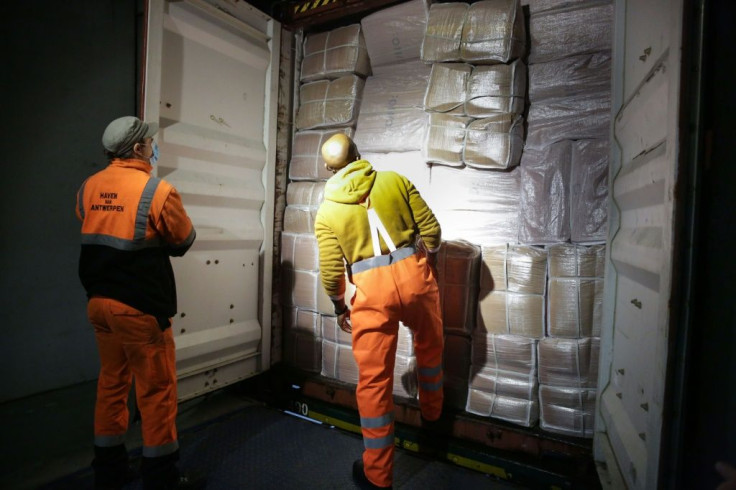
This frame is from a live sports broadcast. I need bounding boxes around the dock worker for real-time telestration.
[314,134,445,489]
[75,116,203,489]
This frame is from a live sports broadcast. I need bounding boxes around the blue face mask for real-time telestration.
[150,141,159,166]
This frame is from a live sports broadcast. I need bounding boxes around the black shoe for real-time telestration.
[352,459,392,489]
[417,414,451,455]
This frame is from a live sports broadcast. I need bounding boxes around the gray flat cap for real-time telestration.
[102,116,158,156]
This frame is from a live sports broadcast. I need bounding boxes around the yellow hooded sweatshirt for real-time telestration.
[314,159,441,300]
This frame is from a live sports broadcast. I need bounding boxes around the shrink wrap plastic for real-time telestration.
[421,3,468,63]
[471,333,538,373]
[444,333,472,410]
[286,181,325,206]
[465,389,539,427]
[354,62,431,152]
[571,139,609,243]
[284,182,324,234]
[548,243,605,278]
[289,128,354,181]
[283,326,321,372]
[460,0,526,64]
[424,63,473,115]
[301,24,371,82]
[424,114,472,166]
[363,152,431,198]
[464,114,524,169]
[477,290,545,338]
[529,51,611,102]
[284,306,321,337]
[466,60,527,116]
[521,0,606,15]
[283,206,318,234]
[469,367,538,400]
[480,244,548,294]
[519,141,572,244]
[429,166,521,246]
[281,233,319,272]
[528,2,613,64]
[476,245,547,338]
[321,340,418,399]
[525,92,611,150]
[282,269,355,315]
[547,244,605,337]
[421,0,526,64]
[296,75,365,130]
[538,337,600,387]
[436,240,481,335]
[360,0,428,67]
[539,385,596,438]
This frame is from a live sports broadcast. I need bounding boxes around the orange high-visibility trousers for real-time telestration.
[87,297,179,457]
[350,251,444,488]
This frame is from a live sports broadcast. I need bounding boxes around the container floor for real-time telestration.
[1,379,526,490]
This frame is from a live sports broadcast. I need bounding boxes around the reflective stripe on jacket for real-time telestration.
[76,158,195,318]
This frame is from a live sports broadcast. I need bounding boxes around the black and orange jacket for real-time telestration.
[76,158,196,318]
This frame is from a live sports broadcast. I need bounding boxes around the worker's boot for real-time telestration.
[92,444,137,490]
[140,450,206,489]
[352,459,393,490]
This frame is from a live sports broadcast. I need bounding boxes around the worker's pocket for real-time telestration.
[109,301,164,344]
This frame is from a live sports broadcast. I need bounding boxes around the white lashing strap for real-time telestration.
[367,207,396,257]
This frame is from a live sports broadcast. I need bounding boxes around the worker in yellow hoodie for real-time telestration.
[314,134,444,489]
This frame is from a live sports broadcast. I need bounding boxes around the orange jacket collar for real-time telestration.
[110,158,152,174]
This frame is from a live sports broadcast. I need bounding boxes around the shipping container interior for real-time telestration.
[2,0,734,489]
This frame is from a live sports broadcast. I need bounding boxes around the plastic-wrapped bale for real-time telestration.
[548,243,605,278]
[529,51,611,102]
[282,268,356,315]
[466,389,539,427]
[321,338,418,399]
[525,92,611,150]
[471,333,538,374]
[284,182,325,233]
[289,128,355,181]
[547,244,605,338]
[521,0,605,15]
[460,0,526,64]
[360,0,428,67]
[363,152,431,198]
[528,2,614,64]
[443,333,472,410]
[283,326,321,372]
[296,75,365,130]
[436,240,481,336]
[429,165,521,246]
[421,2,469,63]
[301,24,371,82]
[281,232,319,271]
[424,63,473,115]
[518,141,572,244]
[538,337,600,387]
[571,139,609,243]
[469,367,538,400]
[466,59,527,116]
[476,245,547,338]
[539,385,596,438]
[353,62,431,152]
[321,339,359,384]
[284,306,321,338]
[423,114,472,166]
[463,114,524,170]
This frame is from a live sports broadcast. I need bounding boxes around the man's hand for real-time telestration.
[337,309,352,334]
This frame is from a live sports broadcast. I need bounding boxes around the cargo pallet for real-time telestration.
[246,366,601,489]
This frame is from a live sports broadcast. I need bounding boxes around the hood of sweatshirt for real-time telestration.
[324,159,376,204]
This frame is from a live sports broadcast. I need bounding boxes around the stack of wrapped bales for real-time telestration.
[537,243,605,437]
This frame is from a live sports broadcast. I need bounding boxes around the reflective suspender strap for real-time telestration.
[135,177,161,242]
[366,207,396,257]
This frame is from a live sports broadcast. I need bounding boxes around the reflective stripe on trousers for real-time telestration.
[87,297,179,457]
[350,252,444,488]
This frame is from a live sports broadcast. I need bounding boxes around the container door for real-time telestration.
[594,0,685,488]
[142,0,280,401]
